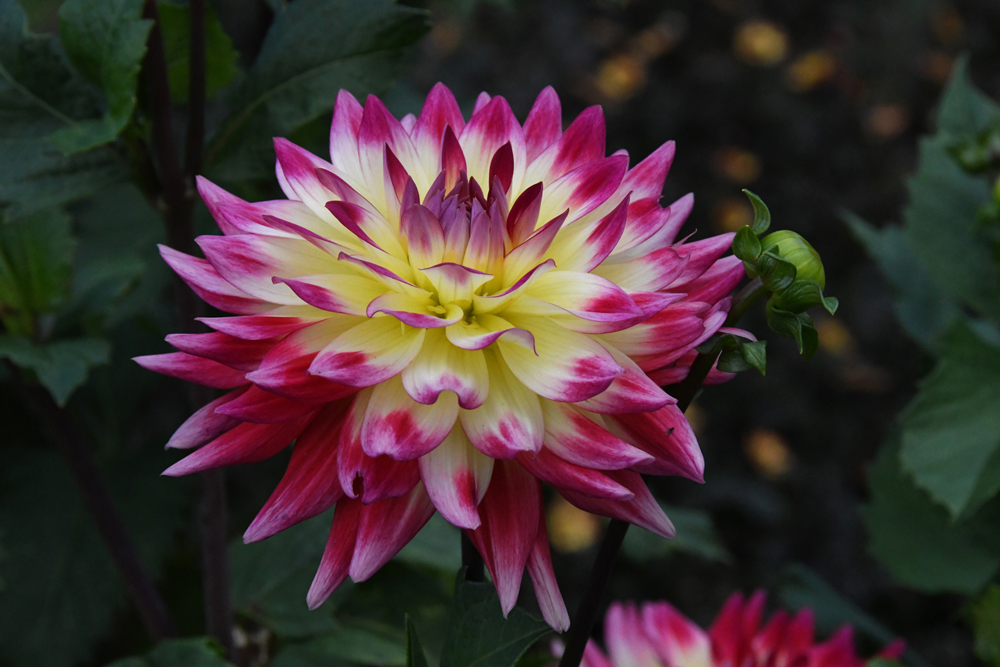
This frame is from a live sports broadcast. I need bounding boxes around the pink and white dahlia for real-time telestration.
[136,84,744,630]
[577,593,905,667]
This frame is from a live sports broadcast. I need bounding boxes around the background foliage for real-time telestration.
[1,0,1000,666]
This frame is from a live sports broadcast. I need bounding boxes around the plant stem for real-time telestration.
[557,277,768,667]
[142,0,234,657]
[6,362,178,642]
[461,532,485,583]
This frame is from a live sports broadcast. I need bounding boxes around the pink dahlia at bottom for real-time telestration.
[136,83,745,630]
[576,593,905,667]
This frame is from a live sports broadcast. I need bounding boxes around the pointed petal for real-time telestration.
[419,424,493,529]
[165,332,274,372]
[615,193,694,258]
[326,200,406,256]
[198,306,325,340]
[574,343,673,414]
[419,262,492,304]
[276,272,387,317]
[641,602,713,667]
[337,387,421,502]
[607,404,704,481]
[244,400,352,542]
[215,384,319,423]
[546,195,629,273]
[538,155,628,224]
[358,95,425,213]
[621,140,675,200]
[274,138,343,221]
[523,271,642,322]
[400,204,446,269]
[459,349,544,458]
[361,375,459,460]
[666,234,736,289]
[502,212,565,284]
[401,329,489,408]
[459,96,526,191]
[329,89,366,191]
[348,483,436,581]
[526,506,570,632]
[445,313,536,351]
[516,447,633,500]
[466,460,540,616]
[682,255,745,305]
[134,352,246,389]
[523,86,562,162]
[308,317,426,387]
[498,315,622,403]
[559,470,676,538]
[366,291,463,329]
[196,234,336,305]
[540,400,653,469]
[307,497,362,609]
[412,83,465,171]
[159,245,268,315]
[163,415,313,476]
[605,603,662,667]
[592,246,688,293]
[165,388,246,450]
[524,105,605,185]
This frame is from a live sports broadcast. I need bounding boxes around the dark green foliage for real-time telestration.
[406,615,431,667]
[51,0,151,153]
[157,1,240,104]
[970,585,1000,666]
[104,638,230,667]
[0,335,109,405]
[621,503,731,563]
[438,578,550,667]
[204,0,428,181]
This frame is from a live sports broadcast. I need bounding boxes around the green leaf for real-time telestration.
[0,447,189,667]
[861,438,1000,594]
[732,226,761,263]
[406,615,430,667]
[899,322,1000,516]
[716,347,751,373]
[903,136,1000,321]
[105,638,230,667]
[970,585,1000,666]
[0,335,111,405]
[204,0,428,181]
[622,504,731,563]
[740,340,766,375]
[51,0,151,153]
[395,512,462,572]
[0,208,75,326]
[439,578,551,667]
[742,188,771,234]
[271,619,408,667]
[230,510,341,638]
[0,0,126,213]
[157,1,240,104]
[756,252,796,292]
[936,55,1000,139]
[844,212,958,350]
[772,279,838,315]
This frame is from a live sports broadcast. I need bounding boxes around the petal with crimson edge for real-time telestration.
[275,272,387,317]
[197,305,326,340]
[558,470,675,538]
[162,414,314,477]
[348,482,436,581]
[465,460,540,616]
[419,424,493,529]
[459,96,527,193]
[499,314,622,403]
[523,86,561,162]
[539,400,653,469]
[338,387,421,502]
[411,83,465,174]
[328,89,366,192]
[244,399,352,542]
[574,342,673,415]
[545,196,629,274]
[523,271,642,322]
[538,155,628,225]
[165,387,246,450]
[361,375,459,460]
[640,602,713,667]
[526,505,570,632]
[607,404,704,481]
[605,603,662,667]
[159,246,267,315]
[307,497,362,609]
[402,328,489,408]
[215,384,321,424]
[308,316,426,387]
[524,105,605,186]
[459,348,543,459]
[516,448,633,500]
[165,331,275,372]
[134,352,246,389]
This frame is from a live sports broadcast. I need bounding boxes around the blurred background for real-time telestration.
[9,0,1000,665]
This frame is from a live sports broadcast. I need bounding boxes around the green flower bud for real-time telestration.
[759,230,826,289]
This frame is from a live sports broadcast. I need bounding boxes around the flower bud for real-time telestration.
[759,230,826,289]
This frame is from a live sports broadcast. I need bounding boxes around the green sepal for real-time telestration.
[405,615,430,667]
[732,225,761,263]
[716,348,749,373]
[740,340,767,375]
[756,251,797,293]
[772,279,839,315]
[766,303,818,358]
[742,188,771,234]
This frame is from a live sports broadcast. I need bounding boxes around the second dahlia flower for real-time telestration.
[136,84,743,630]
[577,593,904,667]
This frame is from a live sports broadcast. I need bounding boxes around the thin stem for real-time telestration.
[142,0,234,657]
[185,0,206,178]
[461,532,485,582]
[7,362,178,642]
[557,276,768,667]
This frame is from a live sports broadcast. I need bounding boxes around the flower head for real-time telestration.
[136,84,743,629]
[579,593,905,667]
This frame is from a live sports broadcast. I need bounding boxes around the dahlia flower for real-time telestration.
[577,593,905,667]
[136,84,743,630]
